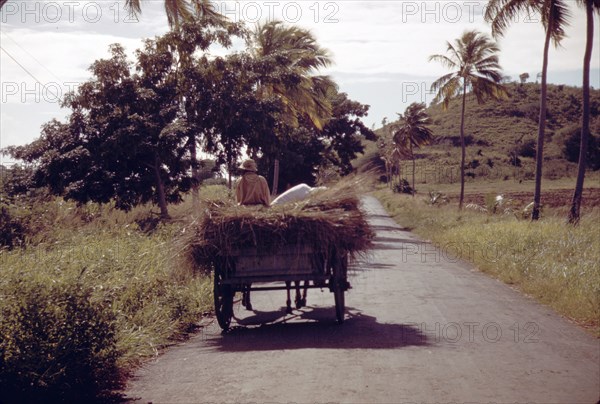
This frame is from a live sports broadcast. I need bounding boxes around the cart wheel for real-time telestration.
[214,269,233,330]
[333,253,348,324]
[334,281,345,323]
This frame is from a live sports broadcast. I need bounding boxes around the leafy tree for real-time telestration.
[0,164,35,201]
[429,30,507,209]
[320,92,377,175]
[258,127,325,188]
[7,44,188,218]
[121,0,233,207]
[391,102,433,196]
[485,0,570,220]
[569,0,600,224]
[156,17,243,207]
[257,91,376,187]
[193,53,283,188]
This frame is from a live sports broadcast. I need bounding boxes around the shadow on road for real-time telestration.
[368,224,413,232]
[351,262,396,270]
[207,308,430,352]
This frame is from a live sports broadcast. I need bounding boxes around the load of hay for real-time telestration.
[187,179,374,269]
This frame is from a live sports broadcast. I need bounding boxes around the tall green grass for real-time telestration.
[0,186,229,401]
[374,188,600,334]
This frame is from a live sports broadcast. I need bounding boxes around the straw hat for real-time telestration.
[238,159,258,172]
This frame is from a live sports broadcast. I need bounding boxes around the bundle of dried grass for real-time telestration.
[186,178,374,269]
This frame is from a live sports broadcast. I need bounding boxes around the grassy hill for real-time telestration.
[357,82,600,187]
[427,82,600,156]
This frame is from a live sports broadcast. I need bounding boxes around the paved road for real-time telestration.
[125,196,599,403]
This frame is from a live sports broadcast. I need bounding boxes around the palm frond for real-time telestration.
[190,0,223,21]
[485,0,532,38]
[431,76,462,109]
[470,76,509,104]
[428,54,458,70]
[125,0,142,16]
[543,0,571,46]
[164,0,194,29]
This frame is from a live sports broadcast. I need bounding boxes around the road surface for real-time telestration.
[125,196,599,403]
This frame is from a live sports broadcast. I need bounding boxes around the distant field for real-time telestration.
[420,175,600,209]
[358,82,600,200]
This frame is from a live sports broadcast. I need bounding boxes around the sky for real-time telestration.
[1,0,599,166]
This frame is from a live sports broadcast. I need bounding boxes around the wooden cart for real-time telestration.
[213,244,349,330]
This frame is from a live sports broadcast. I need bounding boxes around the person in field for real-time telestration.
[235,159,270,207]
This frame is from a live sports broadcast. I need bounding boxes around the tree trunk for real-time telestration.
[153,153,170,220]
[228,157,233,190]
[398,159,402,190]
[459,81,467,210]
[411,143,416,197]
[568,0,593,225]
[190,135,200,209]
[532,21,553,221]
[272,158,280,197]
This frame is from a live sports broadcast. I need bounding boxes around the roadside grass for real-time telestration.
[0,185,230,401]
[374,187,600,335]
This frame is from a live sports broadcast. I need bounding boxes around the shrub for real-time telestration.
[467,159,480,169]
[518,139,537,158]
[0,280,122,403]
[507,153,522,167]
[393,179,414,195]
[0,205,27,249]
[563,128,600,170]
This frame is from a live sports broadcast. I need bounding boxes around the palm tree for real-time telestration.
[429,30,507,209]
[379,139,408,190]
[569,0,600,224]
[485,0,570,220]
[391,103,433,196]
[249,21,336,195]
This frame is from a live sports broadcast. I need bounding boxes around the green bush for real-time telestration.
[0,280,122,403]
[393,179,414,195]
[563,128,600,170]
[0,186,223,401]
[518,139,537,158]
[0,205,27,249]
